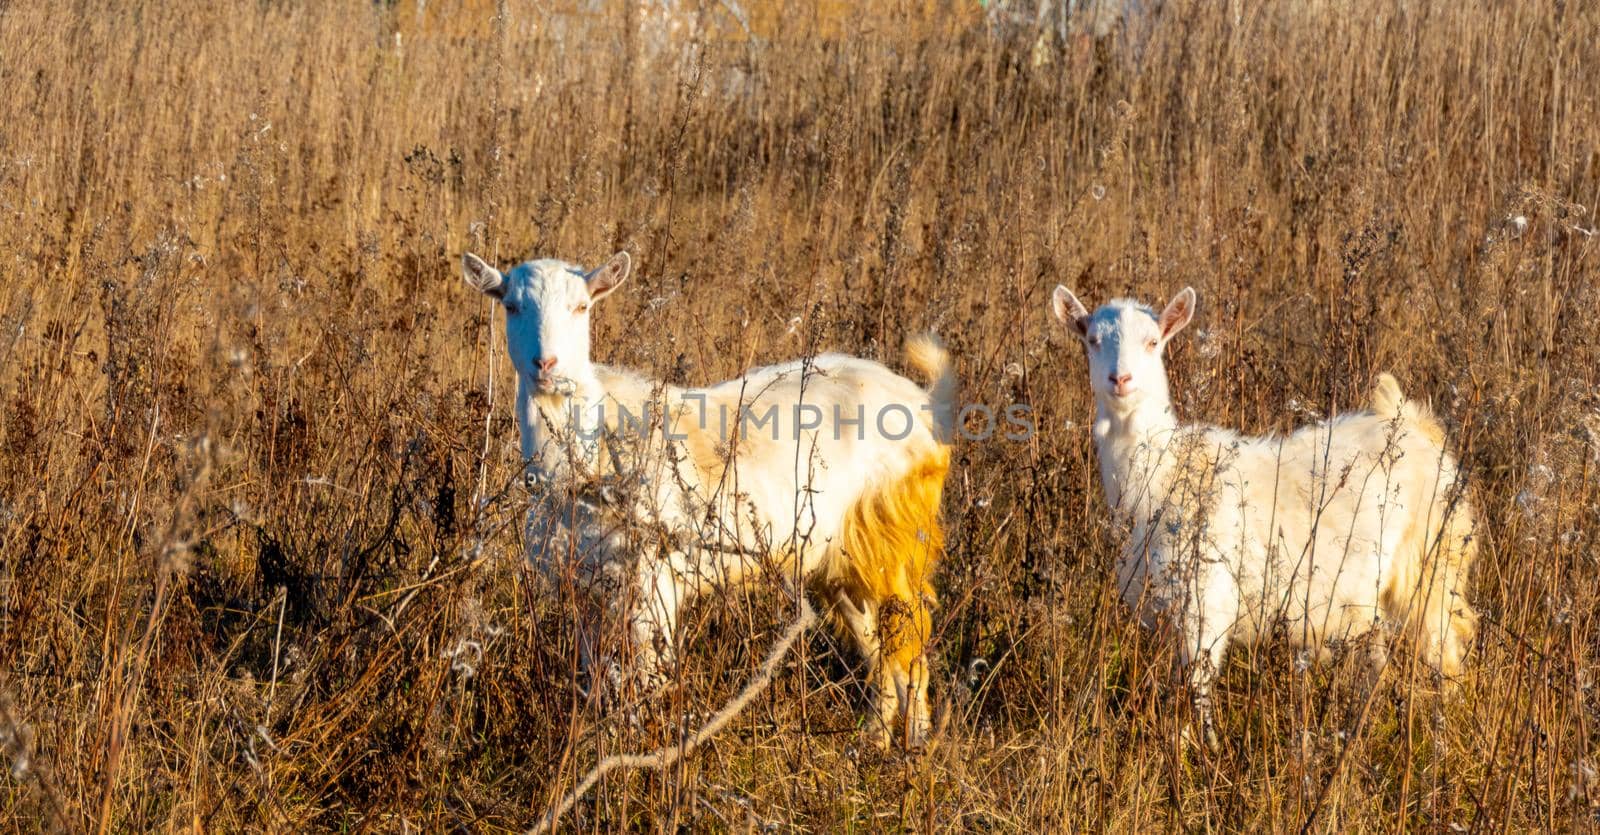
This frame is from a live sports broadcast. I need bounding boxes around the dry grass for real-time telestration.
[1,0,1598,830]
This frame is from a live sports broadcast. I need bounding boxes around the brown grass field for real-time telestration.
[2,0,1599,830]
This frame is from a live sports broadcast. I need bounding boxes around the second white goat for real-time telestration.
[1051,285,1477,736]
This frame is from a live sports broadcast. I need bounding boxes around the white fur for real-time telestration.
[1053,286,1476,731]
[465,252,954,743]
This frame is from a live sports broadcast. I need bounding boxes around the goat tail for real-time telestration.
[1370,372,1449,447]
[1370,373,1406,418]
[905,334,957,444]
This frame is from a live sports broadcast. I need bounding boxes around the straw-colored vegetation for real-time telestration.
[1,0,1597,830]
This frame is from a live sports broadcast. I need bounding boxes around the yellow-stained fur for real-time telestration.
[820,447,948,646]
[811,444,950,742]
[811,337,955,744]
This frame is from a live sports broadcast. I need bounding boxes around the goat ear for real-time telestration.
[462,253,505,299]
[1159,287,1196,341]
[1052,285,1091,337]
[587,251,631,301]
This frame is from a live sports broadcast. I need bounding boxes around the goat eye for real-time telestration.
[573,304,589,315]
[1146,339,1158,351]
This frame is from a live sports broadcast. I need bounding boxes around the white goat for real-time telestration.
[463,251,957,746]
[1051,285,1477,735]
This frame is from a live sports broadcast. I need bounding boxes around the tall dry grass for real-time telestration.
[0,0,1597,830]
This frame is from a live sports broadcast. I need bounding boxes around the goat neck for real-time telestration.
[516,365,608,484]
[1091,376,1181,518]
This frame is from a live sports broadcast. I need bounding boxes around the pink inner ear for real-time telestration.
[1161,299,1191,337]
[590,257,628,297]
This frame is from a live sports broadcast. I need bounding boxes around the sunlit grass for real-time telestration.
[0,0,1597,830]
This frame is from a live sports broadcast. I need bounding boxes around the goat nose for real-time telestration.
[539,357,559,373]
[1110,373,1131,385]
